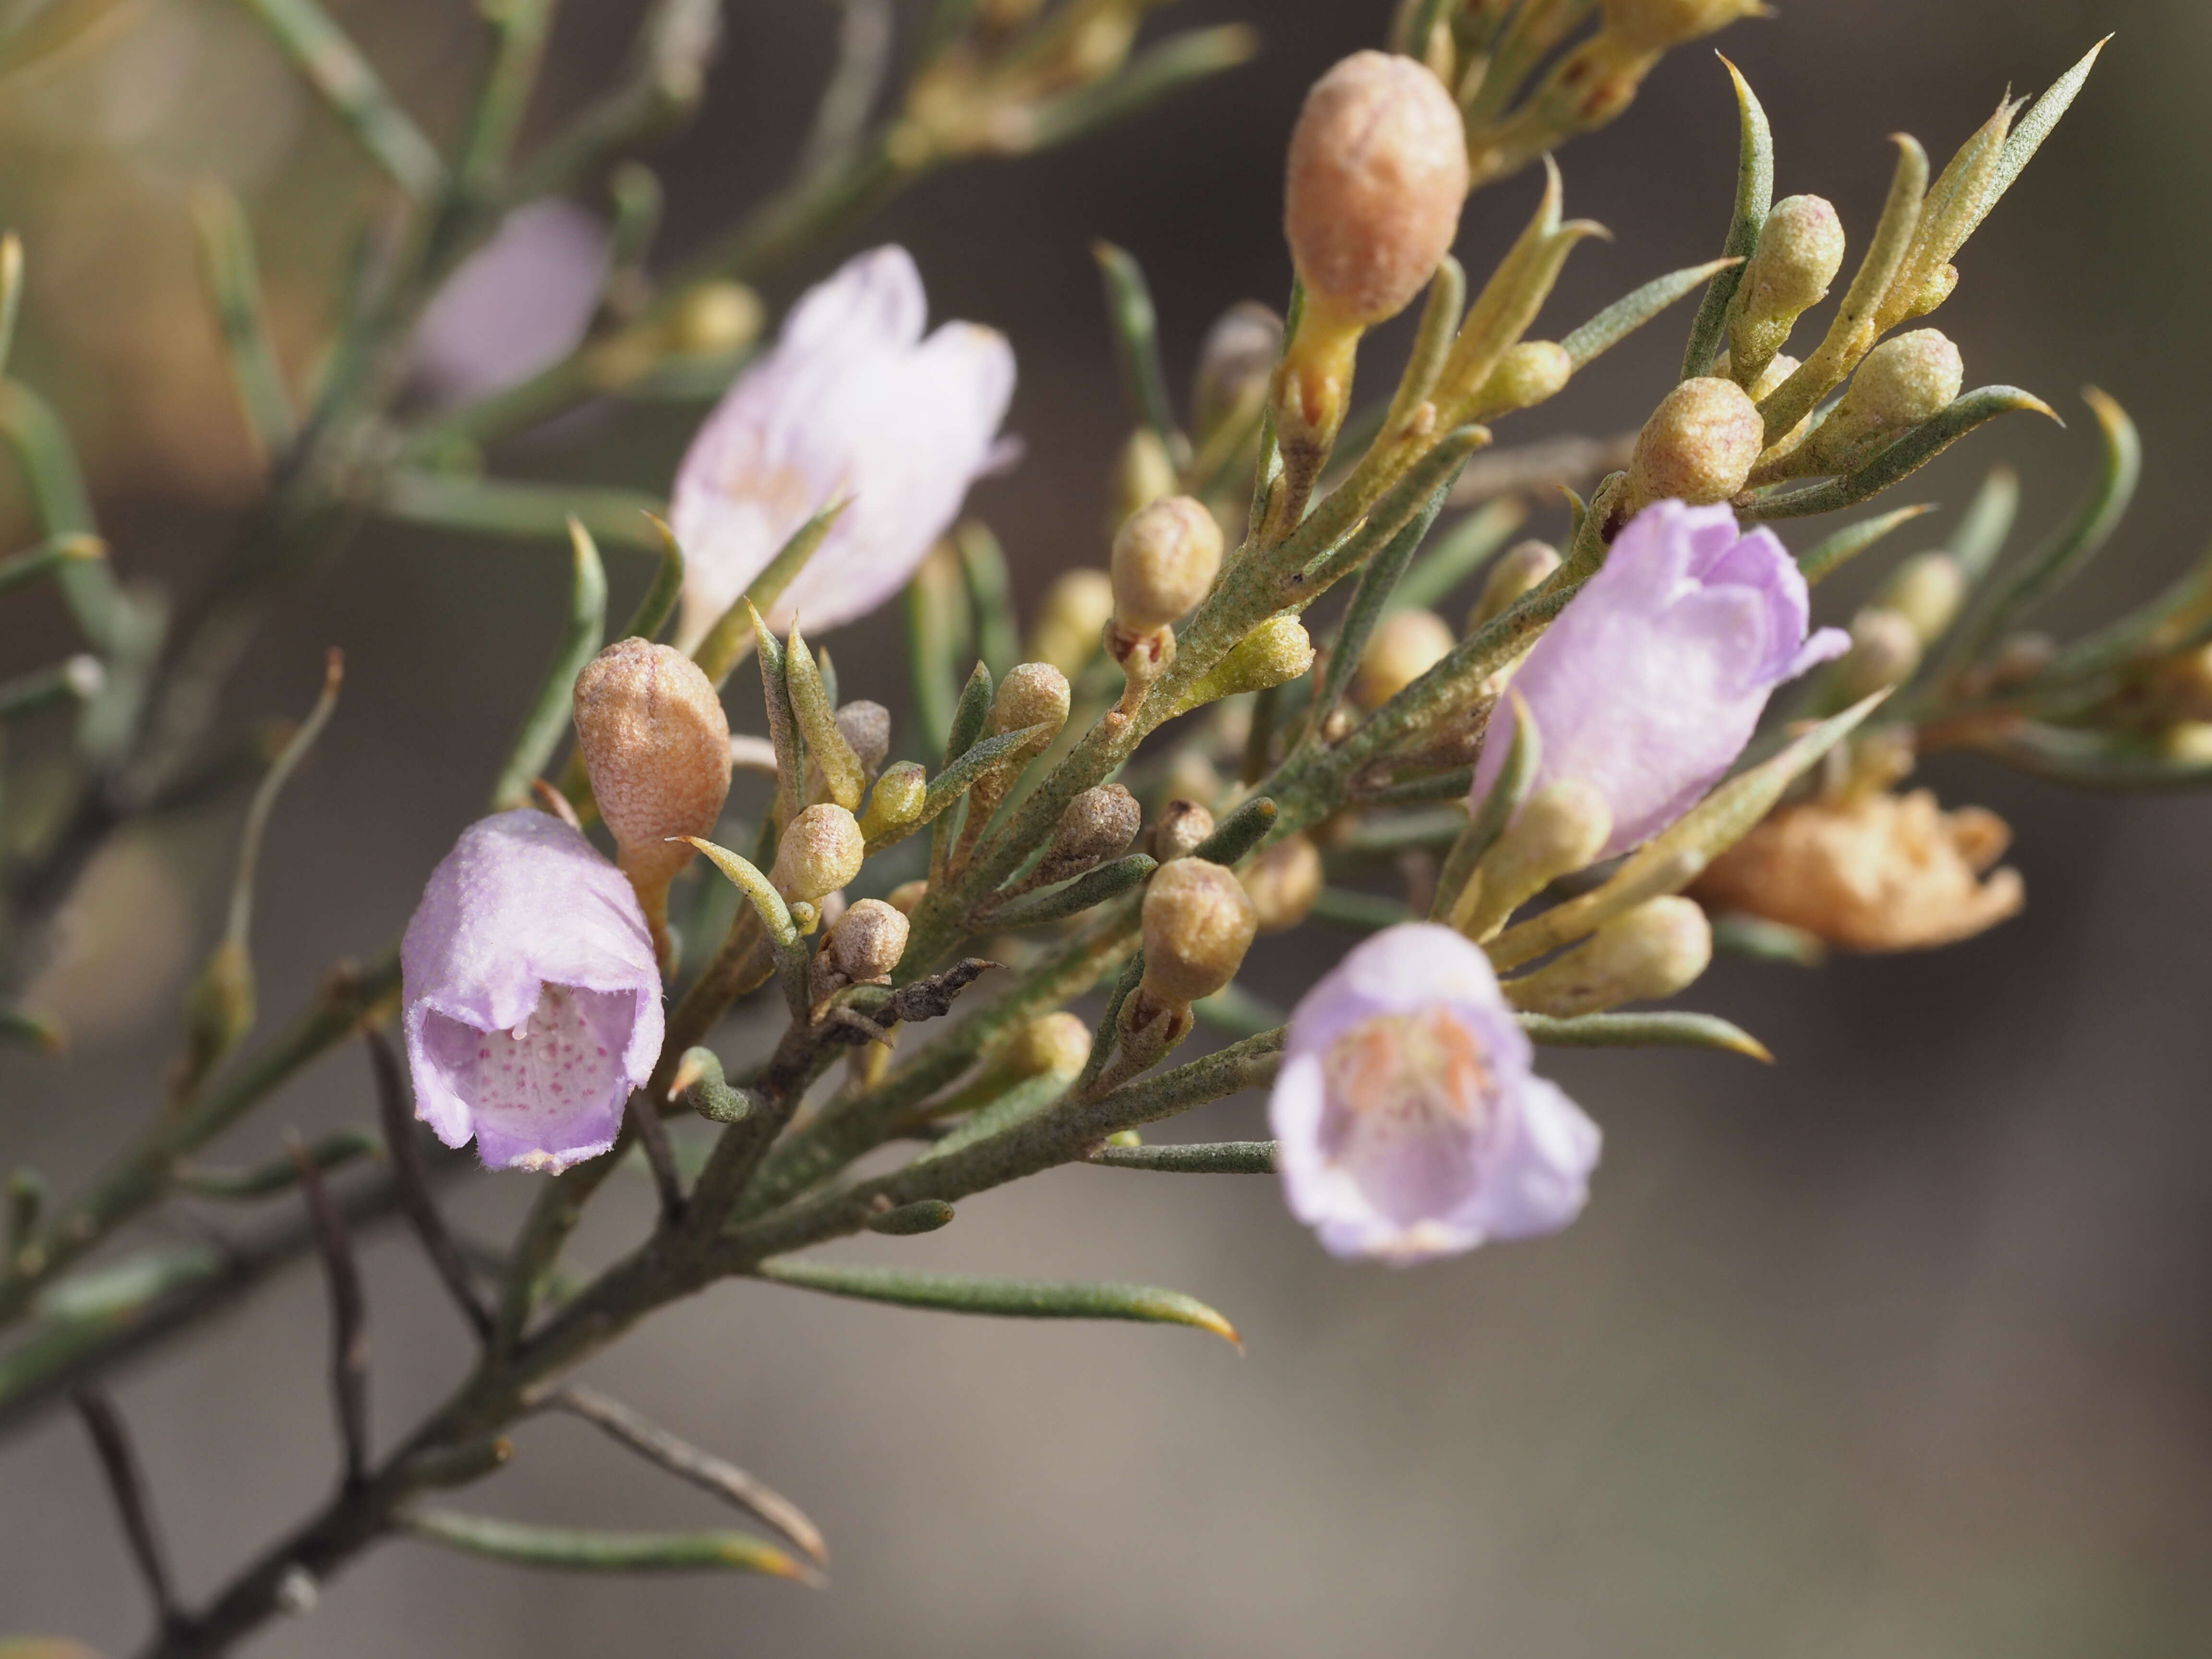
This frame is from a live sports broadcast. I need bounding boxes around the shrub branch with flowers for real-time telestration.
[0,1,2191,1653]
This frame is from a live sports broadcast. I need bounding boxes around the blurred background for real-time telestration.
[4,0,2211,1653]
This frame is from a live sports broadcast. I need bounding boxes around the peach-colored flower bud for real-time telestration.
[769,804,865,903]
[1193,301,1283,439]
[887,878,929,915]
[1470,540,1563,631]
[1502,896,1713,1017]
[1241,834,1323,933]
[1353,609,1456,711]
[1284,51,1469,328]
[825,897,909,985]
[1138,858,1258,1006]
[1110,496,1223,635]
[572,638,733,957]
[1625,376,1765,513]
[1028,567,1117,678]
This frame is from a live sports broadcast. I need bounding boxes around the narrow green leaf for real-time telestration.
[751,605,803,824]
[1193,981,1286,1037]
[0,378,124,656]
[755,1258,1240,1346]
[1192,795,1277,867]
[1093,241,1184,463]
[1489,693,1887,971]
[918,722,1051,832]
[1570,257,1737,370]
[1435,691,1536,923]
[906,545,971,760]
[785,620,864,810]
[1681,59,1773,380]
[1087,1140,1277,1174]
[1740,387,2057,522]
[1946,464,2020,585]
[984,853,1156,931]
[375,470,668,552]
[692,500,843,688]
[620,515,687,643]
[954,519,1018,680]
[1026,25,1260,151]
[684,836,797,949]
[1311,887,1415,933]
[1796,504,1936,586]
[1711,911,1828,966]
[239,0,448,198]
[1311,475,1458,730]
[404,1510,817,1581]
[1517,1010,1773,1061]
[493,521,606,810]
[190,181,296,463]
[1963,721,2212,792]
[866,1199,956,1236]
[1972,39,2108,244]
[1356,767,1476,807]
[0,530,104,598]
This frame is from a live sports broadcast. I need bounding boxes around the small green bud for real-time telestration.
[1164,614,1316,719]
[1471,341,1573,420]
[1502,895,1713,1016]
[1792,329,1963,476]
[1470,541,1562,631]
[1626,376,1765,513]
[665,281,764,356]
[769,803,865,903]
[1877,553,1967,644]
[1027,567,1116,678]
[1729,195,1844,386]
[858,760,927,844]
[1353,609,1455,711]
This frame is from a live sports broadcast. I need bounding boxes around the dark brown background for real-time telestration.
[3,0,2209,1653]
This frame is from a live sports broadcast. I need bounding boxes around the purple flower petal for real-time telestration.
[669,246,1016,641]
[411,201,610,406]
[1472,499,1845,856]
[401,810,662,1173]
[1271,924,1600,1263]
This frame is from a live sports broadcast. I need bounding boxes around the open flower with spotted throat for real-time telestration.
[400,810,663,1173]
[1271,923,1601,1263]
[670,245,1016,644]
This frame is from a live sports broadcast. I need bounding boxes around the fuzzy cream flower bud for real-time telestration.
[770,803,865,903]
[1602,0,1768,50]
[1285,51,1469,329]
[1503,896,1714,1016]
[1150,799,1216,862]
[835,700,891,779]
[1625,376,1765,513]
[1241,834,1323,934]
[1455,779,1613,940]
[1138,858,1258,1006]
[1007,1010,1092,1080]
[1354,609,1455,711]
[1034,783,1142,886]
[1028,567,1116,679]
[1472,341,1574,420]
[667,281,765,357]
[1111,496,1222,634]
[572,638,733,959]
[1877,552,1967,644]
[1113,428,1180,526]
[990,661,1072,752]
[1838,606,1923,699]
[824,898,909,986]
[1791,329,1963,476]
[887,878,929,915]
[1470,541,1563,631]
[1193,301,1283,440]
[1728,195,1844,386]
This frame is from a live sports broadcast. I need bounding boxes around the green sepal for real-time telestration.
[754,1258,1240,1346]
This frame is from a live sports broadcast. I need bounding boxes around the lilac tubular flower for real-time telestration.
[401,811,663,1173]
[669,245,1016,642]
[411,201,610,405]
[1473,500,1850,857]
[1272,924,1600,1264]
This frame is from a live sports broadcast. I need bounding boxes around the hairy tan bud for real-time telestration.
[1503,896,1713,1016]
[1138,857,1258,1005]
[835,701,892,779]
[989,662,1072,752]
[1626,376,1765,512]
[1456,780,1612,940]
[1285,51,1469,327]
[769,804,865,903]
[1028,568,1117,679]
[1353,609,1456,711]
[1470,541,1563,631]
[1035,783,1143,886]
[1877,553,1966,644]
[1111,496,1224,634]
[1838,606,1923,698]
[858,761,928,844]
[825,898,910,986]
[1241,834,1323,934]
[1150,799,1216,862]
[573,638,733,951]
[1602,0,1768,50]
[1810,330,1963,469]
[887,878,930,915]
[1193,301,1284,439]
[1729,195,1844,384]
[1006,1011,1092,1080]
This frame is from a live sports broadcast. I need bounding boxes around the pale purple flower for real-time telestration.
[401,810,662,1173]
[1271,923,1600,1264]
[669,245,1016,643]
[1473,499,1850,857]
[413,201,610,404]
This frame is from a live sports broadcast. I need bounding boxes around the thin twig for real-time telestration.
[289,1132,370,1491]
[71,1387,183,1631]
[627,1091,687,1222]
[363,1031,492,1338]
[536,1383,829,1566]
